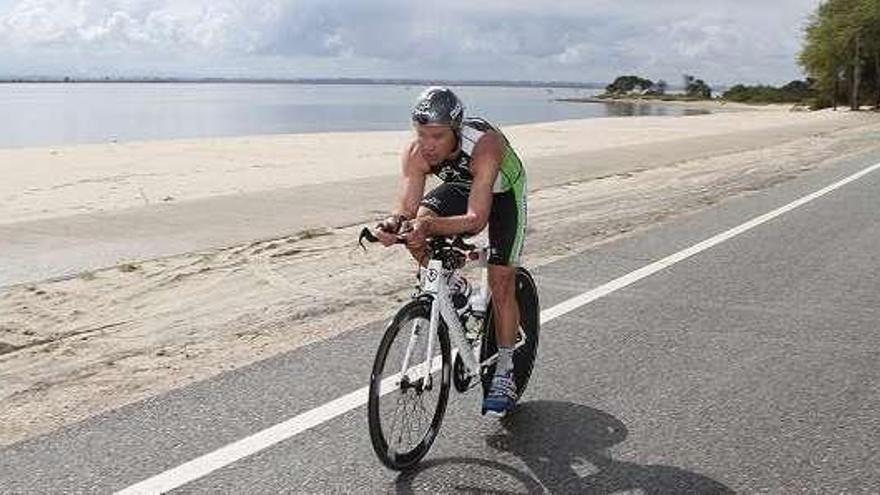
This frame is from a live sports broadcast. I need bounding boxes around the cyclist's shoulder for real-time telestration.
[461,119,504,160]
[462,116,496,132]
[463,118,509,148]
[461,116,495,140]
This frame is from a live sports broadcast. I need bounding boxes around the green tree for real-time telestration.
[722,80,815,104]
[644,79,669,96]
[860,0,880,109]
[800,2,843,107]
[683,74,712,99]
[656,79,669,95]
[800,0,880,110]
[604,75,654,95]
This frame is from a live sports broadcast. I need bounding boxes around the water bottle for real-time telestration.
[449,273,471,310]
[463,310,485,342]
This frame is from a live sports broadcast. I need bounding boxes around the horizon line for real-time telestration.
[0,76,610,89]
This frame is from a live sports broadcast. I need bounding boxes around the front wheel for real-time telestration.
[368,299,451,471]
[480,267,540,401]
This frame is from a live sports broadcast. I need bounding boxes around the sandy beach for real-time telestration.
[0,108,862,225]
[2,107,880,446]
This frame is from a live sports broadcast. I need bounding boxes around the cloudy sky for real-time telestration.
[0,0,822,85]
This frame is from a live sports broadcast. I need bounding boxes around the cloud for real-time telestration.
[0,0,273,53]
[0,0,822,84]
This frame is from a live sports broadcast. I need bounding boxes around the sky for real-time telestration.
[0,0,823,85]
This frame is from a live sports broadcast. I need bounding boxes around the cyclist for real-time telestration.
[375,87,527,416]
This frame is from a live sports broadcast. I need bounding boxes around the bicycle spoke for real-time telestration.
[389,396,405,451]
[404,402,415,450]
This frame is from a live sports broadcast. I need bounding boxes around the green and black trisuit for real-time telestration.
[419,117,527,266]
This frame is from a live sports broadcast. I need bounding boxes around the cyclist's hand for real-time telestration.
[377,215,402,234]
[375,215,404,247]
[374,228,399,247]
[403,218,429,248]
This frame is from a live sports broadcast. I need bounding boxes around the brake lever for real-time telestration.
[359,226,408,251]
[358,227,378,251]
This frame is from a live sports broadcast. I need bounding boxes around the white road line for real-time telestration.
[117,160,880,494]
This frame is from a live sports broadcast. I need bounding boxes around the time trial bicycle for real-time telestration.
[359,228,540,471]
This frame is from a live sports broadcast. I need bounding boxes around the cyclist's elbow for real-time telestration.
[465,212,489,235]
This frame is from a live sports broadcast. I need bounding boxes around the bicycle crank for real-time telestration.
[452,353,480,393]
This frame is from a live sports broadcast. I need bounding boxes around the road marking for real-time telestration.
[117,160,880,494]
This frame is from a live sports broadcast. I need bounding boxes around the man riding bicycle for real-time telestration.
[375,87,527,416]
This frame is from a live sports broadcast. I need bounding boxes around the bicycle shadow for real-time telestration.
[395,400,734,494]
[488,400,734,494]
[395,456,544,494]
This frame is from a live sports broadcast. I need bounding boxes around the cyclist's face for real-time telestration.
[415,124,456,164]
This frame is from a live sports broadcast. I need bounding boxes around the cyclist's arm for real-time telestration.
[396,142,429,220]
[423,132,502,236]
[377,143,428,246]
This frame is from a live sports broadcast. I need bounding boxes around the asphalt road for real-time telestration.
[2,149,880,493]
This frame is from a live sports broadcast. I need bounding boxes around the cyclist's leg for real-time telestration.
[487,188,525,356]
[483,188,526,415]
[483,265,519,416]
[488,265,519,348]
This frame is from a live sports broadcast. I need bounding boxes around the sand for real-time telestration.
[1,107,879,446]
[0,109,863,225]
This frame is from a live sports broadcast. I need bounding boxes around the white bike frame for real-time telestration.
[397,244,526,387]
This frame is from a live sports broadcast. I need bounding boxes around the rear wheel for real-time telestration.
[480,267,540,401]
[368,299,451,471]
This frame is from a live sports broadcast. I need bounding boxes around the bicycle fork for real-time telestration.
[397,260,444,390]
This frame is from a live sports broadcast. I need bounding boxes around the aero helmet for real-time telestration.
[411,87,464,128]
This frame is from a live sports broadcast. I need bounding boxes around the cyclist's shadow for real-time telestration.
[396,400,734,494]
[487,400,734,494]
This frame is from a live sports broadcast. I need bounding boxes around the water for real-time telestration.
[0,83,709,148]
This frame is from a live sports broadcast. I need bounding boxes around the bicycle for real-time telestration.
[359,227,540,471]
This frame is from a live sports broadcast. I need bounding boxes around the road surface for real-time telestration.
[2,150,879,493]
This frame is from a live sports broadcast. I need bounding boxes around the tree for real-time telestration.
[604,75,654,95]
[722,81,816,103]
[860,0,880,109]
[800,0,880,110]
[800,2,843,108]
[683,74,712,99]
[655,79,669,96]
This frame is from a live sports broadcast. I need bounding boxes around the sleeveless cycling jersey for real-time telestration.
[429,117,526,194]
[422,117,528,266]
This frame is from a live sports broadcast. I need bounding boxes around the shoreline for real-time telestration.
[557,96,798,112]
[0,78,605,90]
[0,91,775,152]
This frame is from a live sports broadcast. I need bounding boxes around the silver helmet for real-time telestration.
[411,87,464,128]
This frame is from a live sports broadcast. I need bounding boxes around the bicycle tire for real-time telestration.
[480,267,540,401]
[368,299,452,470]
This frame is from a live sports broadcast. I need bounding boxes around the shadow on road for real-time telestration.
[395,400,734,494]
[395,456,544,494]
